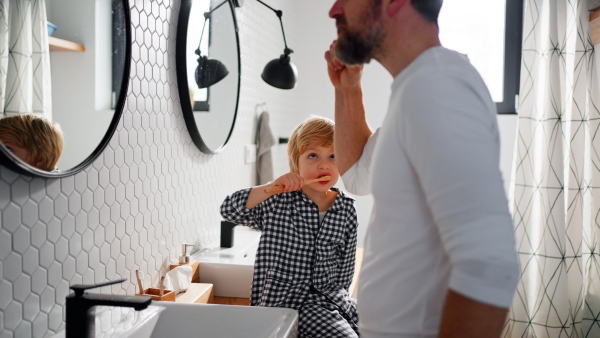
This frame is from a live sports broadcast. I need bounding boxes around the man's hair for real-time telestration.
[287,116,335,174]
[0,114,64,171]
[411,0,443,24]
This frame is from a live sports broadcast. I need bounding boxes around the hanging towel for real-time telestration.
[256,110,276,185]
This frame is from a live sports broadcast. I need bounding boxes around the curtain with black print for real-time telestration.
[0,0,52,119]
[504,0,600,337]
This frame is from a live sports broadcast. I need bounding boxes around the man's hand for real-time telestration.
[325,41,363,91]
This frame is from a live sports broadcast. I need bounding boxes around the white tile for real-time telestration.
[81,190,93,212]
[0,280,12,308]
[46,217,61,244]
[39,242,54,269]
[32,312,49,338]
[38,197,54,223]
[13,274,31,302]
[2,202,22,233]
[13,226,31,255]
[23,294,40,321]
[60,176,75,196]
[40,287,55,313]
[21,200,38,227]
[54,237,69,262]
[31,268,47,295]
[53,194,68,219]
[61,256,76,281]
[22,247,39,275]
[0,230,11,261]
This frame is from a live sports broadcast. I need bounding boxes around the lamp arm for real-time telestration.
[255,0,292,54]
[197,0,231,52]
[205,0,230,19]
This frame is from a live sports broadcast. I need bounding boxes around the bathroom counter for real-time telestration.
[175,283,214,304]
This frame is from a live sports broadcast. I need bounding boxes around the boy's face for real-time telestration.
[298,144,339,192]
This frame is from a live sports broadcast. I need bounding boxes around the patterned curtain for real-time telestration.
[504,0,600,337]
[0,0,52,119]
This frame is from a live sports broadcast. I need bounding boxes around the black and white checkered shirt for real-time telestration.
[221,187,358,316]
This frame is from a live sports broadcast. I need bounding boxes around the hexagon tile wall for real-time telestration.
[0,0,302,336]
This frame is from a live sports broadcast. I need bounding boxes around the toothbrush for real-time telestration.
[264,176,331,193]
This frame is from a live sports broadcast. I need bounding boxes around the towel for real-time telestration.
[256,110,276,185]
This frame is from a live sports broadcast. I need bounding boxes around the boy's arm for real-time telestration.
[247,172,306,209]
[246,183,278,209]
[221,188,269,230]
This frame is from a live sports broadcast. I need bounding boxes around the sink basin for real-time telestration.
[150,302,298,338]
[50,305,164,338]
[96,305,164,338]
[192,227,260,297]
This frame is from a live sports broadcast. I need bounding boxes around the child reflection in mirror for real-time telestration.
[221,116,360,337]
[0,113,64,172]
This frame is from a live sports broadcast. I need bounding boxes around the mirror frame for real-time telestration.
[0,0,132,178]
[176,0,241,154]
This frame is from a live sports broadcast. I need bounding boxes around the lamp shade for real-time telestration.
[261,53,297,90]
[195,55,229,88]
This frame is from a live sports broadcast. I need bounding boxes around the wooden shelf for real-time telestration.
[48,36,85,52]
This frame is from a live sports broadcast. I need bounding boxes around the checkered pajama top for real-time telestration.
[220,187,358,314]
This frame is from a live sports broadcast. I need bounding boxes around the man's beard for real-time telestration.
[335,18,385,65]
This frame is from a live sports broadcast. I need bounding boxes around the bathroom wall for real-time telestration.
[0,1,520,337]
[0,0,303,336]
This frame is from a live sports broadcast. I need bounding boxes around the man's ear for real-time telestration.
[386,0,408,16]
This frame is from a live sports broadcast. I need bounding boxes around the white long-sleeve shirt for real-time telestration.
[342,46,519,338]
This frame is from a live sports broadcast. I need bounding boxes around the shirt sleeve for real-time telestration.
[398,69,519,308]
[341,128,380,196]
[220,188,278,231]
[338,204,359,291]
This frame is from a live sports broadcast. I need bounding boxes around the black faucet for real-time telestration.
[66,278,152,338]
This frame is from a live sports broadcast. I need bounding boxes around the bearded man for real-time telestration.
[325,1,520,337]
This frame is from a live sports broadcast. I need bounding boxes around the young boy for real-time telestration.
[0,113,64,172]
[221,116,359,337]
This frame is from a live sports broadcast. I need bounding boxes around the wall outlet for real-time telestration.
[245,144,257,164]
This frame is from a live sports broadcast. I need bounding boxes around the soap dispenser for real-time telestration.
[179,243,196,264]
[169,244,199,283]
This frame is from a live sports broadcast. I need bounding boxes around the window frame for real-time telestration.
[496,0,523,114]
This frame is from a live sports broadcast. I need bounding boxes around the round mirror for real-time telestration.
[0,0,131,177]
[176,0,241,154]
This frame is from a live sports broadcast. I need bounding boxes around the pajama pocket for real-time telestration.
[259,270,295,307]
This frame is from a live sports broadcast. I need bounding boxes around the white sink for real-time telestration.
[95,305,164,338]
[192,227,260,297]
[50,305,164,338]
[150,302,298,338]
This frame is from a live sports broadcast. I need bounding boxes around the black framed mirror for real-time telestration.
[0,0,131,178]
[176,0,241,154]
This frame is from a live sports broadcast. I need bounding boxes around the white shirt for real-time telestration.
[342,47,519,337]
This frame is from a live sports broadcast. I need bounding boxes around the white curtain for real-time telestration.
[0,0,52,119]
[505,0,600,337]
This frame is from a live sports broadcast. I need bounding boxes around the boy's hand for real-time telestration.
[271,173,305,193]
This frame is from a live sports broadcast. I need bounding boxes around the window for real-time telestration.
[438,0,523,114]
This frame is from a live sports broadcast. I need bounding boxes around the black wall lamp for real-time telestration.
[254,0,297,89]
[197,0,297,90]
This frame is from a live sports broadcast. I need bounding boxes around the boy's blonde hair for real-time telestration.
[0,114,64,171]
[287,116,334,174]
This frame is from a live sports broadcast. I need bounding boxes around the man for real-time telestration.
[325,0,520,337]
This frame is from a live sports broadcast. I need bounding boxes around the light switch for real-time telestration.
[245,144,257,164]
